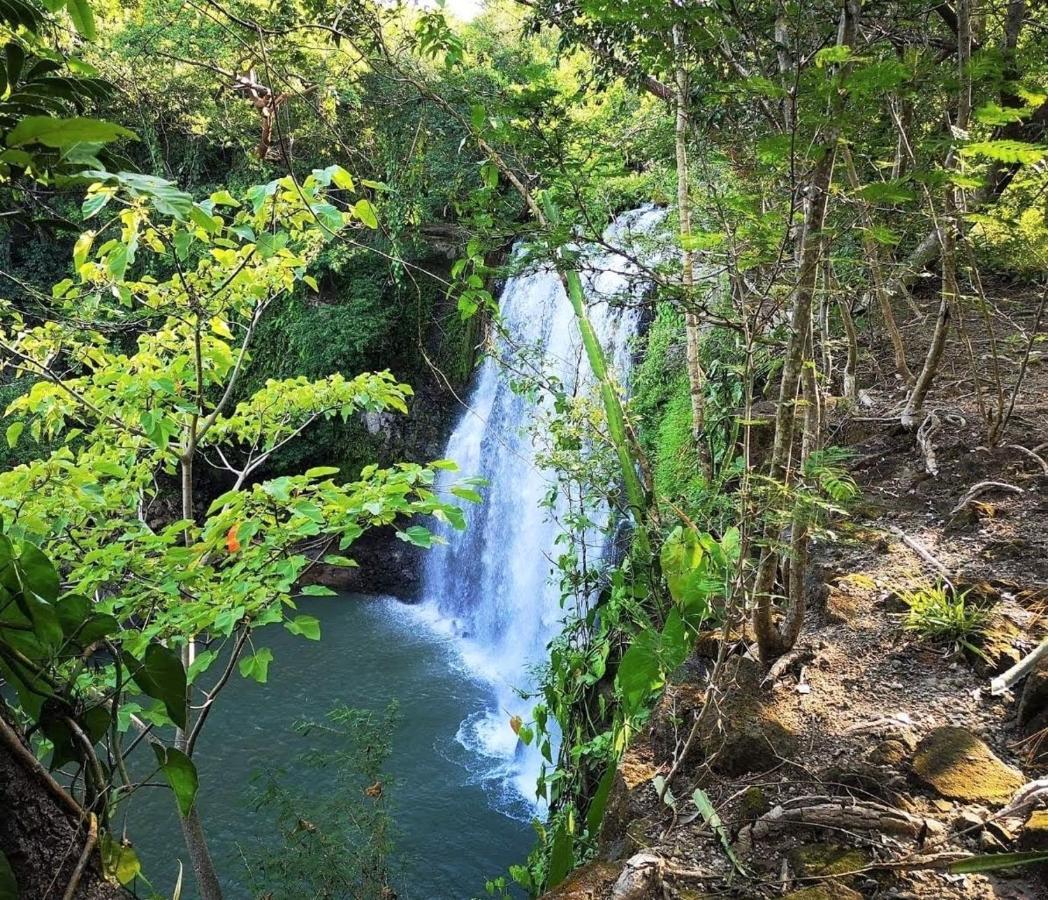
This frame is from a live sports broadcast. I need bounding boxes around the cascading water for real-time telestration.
[418,205,667,815]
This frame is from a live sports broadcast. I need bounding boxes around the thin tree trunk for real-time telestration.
[753,0,858,661]
[901,0,972,430]
[901,218,954,429]
[841,143,913,384]
[673,24,710,480]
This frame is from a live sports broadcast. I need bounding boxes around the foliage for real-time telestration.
[0,167,473,890]
[898,582,991,655]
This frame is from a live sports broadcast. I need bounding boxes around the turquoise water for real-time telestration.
[127,595,534,898]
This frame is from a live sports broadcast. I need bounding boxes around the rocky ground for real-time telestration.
[547,285,1048,899]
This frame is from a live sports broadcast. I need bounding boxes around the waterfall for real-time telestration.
[418,205,667,814]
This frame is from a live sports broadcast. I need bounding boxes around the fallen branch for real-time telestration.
[889,526,955,586]
[997,778,1048,821]
[1007,444,1048,476]
[991,636,1048,695]
[950,480,1024,516]
[751,798,945,840]
[762,645,814,687]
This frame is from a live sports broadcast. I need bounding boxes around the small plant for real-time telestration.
[898,582,991,656]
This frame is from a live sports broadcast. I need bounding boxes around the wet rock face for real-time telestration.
[911,726,1025,805]
[299,524,425,599]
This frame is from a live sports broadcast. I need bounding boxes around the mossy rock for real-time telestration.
[740,786,771,821]
[912,726,1024,805]
[1019,810,1048,851]
[783,886,862,900]
[788,843,870,880]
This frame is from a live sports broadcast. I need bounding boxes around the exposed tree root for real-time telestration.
[750,798,945,841]
[950,480,1024,517]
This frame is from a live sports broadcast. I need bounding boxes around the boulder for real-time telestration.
[597,750,658,861]
[911,726,1025,805]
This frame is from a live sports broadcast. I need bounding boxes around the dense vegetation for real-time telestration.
[0,0,1046,897]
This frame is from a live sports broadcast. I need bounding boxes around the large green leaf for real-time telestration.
[64,0,95,39]
[152,745,198,817]
[7,116,134,148]
[16,541,59,602]
[239,647,273,684]
[123,642,187,728]
[546,822,573,888]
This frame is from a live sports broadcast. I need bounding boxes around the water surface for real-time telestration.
[128,595,533,899]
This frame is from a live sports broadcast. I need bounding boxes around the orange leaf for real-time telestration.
[509,715,522,735]
[226,523,241,553]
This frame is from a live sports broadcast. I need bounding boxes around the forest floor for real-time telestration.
[548,282,1048,899]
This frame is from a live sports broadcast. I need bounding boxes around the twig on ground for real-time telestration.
[889,526,955,586]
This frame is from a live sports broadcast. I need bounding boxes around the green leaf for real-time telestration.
[189,205,220,234]
[353,198,378,229]
[7,117,134,148]
[284,614,321,640]
[186,649,216,684]
[123,642,187,728]
[949,850,1048,874]
[547,822,573,888]
[5,421,23,449]
[81,190,112,218]
[300,584,337,597]
[693,789,747,874]
[17,541,59,601]
[152,745,198,817]
[72,231,94,269]
[101,835,140,885]
[65,0,96,39]
[961,140,1046,166]
[239,647,273,683]
[397,525,433,548]
[208,189,239,207]
[616,634,662,716]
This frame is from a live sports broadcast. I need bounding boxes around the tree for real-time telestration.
[0,166,470,898]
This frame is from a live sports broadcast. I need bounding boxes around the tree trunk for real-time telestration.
[0,714,128,900]
[753,0,858,662]
[673,25,711,479]
[841,143,913,384]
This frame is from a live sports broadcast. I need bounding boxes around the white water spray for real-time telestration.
[419,206,667,815]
